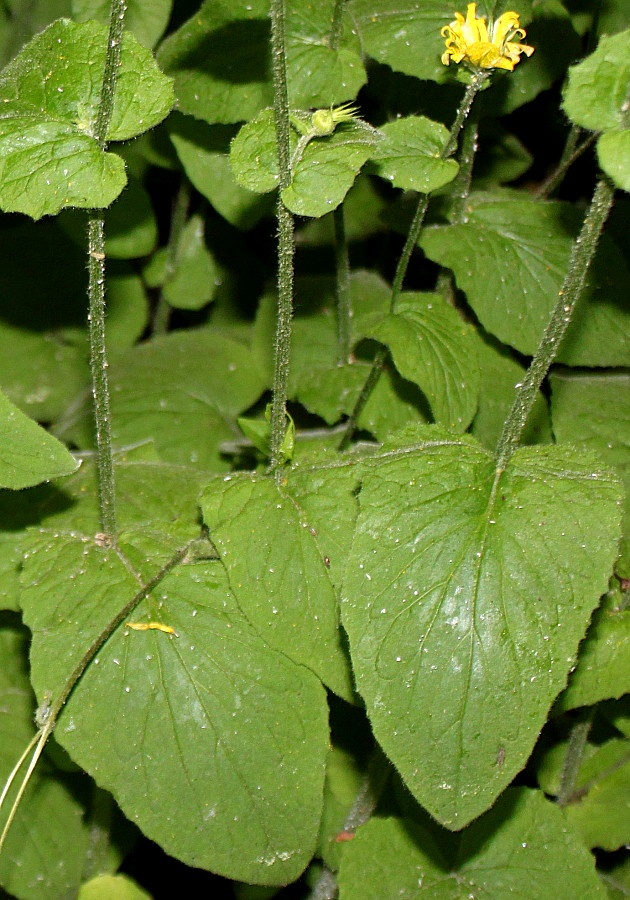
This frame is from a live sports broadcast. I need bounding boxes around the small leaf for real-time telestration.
[0,388,77,489]
[369,116,458,193]
[337,788,607,900]
[163,214,219,311]
[537,737,630,852]
[282,120,379,218]
[563,29,630,132]
[598,130,630,194]
[341,426,622,827]
[361,292,480,430]
[0,19,174,217]
[230,109,286,194]
[79,873,152,900]
[201,474,354,700]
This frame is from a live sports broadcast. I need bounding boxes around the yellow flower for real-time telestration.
[441,3,534,71]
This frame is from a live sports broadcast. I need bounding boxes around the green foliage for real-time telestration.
[0,2,628,898]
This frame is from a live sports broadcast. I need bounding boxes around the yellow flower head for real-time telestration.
[441,3,534,71]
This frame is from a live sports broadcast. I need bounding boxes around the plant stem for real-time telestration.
[328,0,345,51]
[269,0,295,477]
[535,126,596,200]
[87,0,127,537]
[338,70,488,450]
[334,206,352,364]
[494,175,615,471]
[557,709,593,807]
[306,746,391,900]
[153,177,191,335]
[94,0,127,151]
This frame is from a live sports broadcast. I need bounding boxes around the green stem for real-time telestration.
[86,0,127,537]
[269,0,295,477]
[557,709,593,807]
[535,127,596,200]
[153,177,191,335]
[328,0,345,51]
[94,0,127,150]
[338,70,489,450]
[334,205,352,364]
[494,175,615,471]
[87,217,116,536]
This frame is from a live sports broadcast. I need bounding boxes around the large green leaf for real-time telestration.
[201,474,354,700]
[420,192,630,366]
[0,620,92,900]
[21,535,328,885]
[69,329,268,469]
[0,388,77,489]
[337,788,607,899]
[360,292,480,430]
[598,129,630,195]
[0,19,174,218]
[341,426,622,827]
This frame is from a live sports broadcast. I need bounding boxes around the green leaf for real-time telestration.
[168,114,273,229]
[21,536,328,885]
[284,0,367,108]
[0,19,174,217]
[337,788,607,899]
[341,426,622,827]
[537,737,630,852]
[563,29,630,132]
[369,116,458,193]
[551,370,630,575]
[72,0,173,48]
[201,474,354,701]
[79,873,152,900]
[0,620,92,900]
[0,388,77,489]
[598,130,630,194]
[283,120,379,217]
[157,0,365,125]
[360,292,480,430]
[420,192,630,366]
[163,214,219,311]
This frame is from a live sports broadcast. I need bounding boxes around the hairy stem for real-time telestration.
[494,176,615,471]
[328,0,345,51]
[339,70,488,449]
[87,0,127,536]
[334,205,352,364]
[269,0,295,476]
